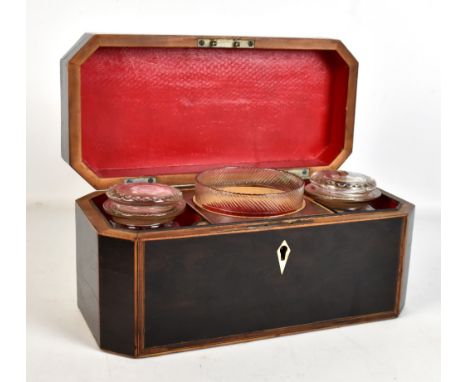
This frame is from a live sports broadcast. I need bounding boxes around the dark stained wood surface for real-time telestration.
[98,236,136,356]
[138,311,397,357]
[75,189,414,357]
[76,202,100,345]
[143,218,402,348]
[399,206,415,312]
[66,35,415,358]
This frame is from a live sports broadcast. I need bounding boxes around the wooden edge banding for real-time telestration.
[393,199,415,315]
[63,34,358,190]
[135,240,146,356]
[335,41,359,67]
[138,311,397,357]
[69,34,101,65]
[90,34,343,50]
[138,205,411,241]
[329,41,358,171]
[398,204,415,313]
[345,55,358,148]
[378,190,414,212]
[329,148,352,170]
[394,215,409,314]
[61,34,94,164]
[76,193,138,240]
[68,62,80,172]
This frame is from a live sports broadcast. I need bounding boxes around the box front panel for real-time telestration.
[143,218,402,348]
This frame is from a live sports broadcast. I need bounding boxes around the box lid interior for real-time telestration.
[62,35,358,189]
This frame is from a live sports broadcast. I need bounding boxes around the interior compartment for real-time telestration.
[80,47,350,178]
[91,188,401,231]
[324,194,400,213]
[367,193,400,210]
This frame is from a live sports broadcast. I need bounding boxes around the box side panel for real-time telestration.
[75,203,100,345]
[98,236,135,356]
[143,217,403,348]
[399,206,415,312]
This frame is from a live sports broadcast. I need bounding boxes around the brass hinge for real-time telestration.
[198,38,255,49]
[286,168,310,179]
[124,177,157,184]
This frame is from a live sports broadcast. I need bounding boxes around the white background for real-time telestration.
[25,1,441,381]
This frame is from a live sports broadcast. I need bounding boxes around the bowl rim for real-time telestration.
[195,166,305,197]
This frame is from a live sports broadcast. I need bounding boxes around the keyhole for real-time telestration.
[280,245,287,261]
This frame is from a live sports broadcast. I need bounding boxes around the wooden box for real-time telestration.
[61,34,414,358]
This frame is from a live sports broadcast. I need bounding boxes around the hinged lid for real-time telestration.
[61,34,358,189]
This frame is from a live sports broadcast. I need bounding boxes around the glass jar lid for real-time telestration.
[106,182,183,206]
[306,170,380,202]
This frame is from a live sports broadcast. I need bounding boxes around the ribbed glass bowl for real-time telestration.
[194,167,305,217]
